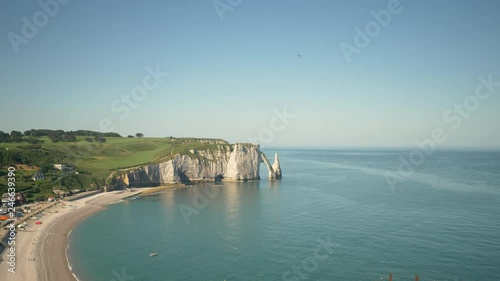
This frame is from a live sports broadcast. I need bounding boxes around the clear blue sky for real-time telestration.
[1,0,499,147]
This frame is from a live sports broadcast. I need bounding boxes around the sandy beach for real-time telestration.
[0,189,142,281]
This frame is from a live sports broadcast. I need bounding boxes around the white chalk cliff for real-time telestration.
[111,143,282,188]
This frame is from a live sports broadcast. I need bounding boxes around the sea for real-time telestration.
[68,149,500,281]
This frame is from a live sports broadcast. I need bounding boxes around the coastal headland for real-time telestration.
[0,133,282,202]
[0,134,282,281]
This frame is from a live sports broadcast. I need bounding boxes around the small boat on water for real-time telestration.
[149,253,158,257]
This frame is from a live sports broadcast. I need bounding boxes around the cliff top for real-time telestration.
[0,136,251,201]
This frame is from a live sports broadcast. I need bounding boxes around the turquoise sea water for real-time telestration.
[69,149,500,281]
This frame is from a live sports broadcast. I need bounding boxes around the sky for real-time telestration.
[0,0,499,147]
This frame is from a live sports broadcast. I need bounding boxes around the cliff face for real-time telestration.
[113,143,265,188]
[225,143,261,180]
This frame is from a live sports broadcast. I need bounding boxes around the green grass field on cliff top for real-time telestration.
[1,136,228,170]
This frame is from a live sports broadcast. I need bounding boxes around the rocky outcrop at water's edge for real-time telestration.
[109,142,282,189]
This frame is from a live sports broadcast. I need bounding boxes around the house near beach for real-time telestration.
[1,192,26,205]
[53,188,70,197]
[32,171,45,181]
[16,192,26,205]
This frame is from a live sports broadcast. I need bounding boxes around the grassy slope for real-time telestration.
[0,137,230,201]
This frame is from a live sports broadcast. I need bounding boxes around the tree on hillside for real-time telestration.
[127,135,134,138]
[61,133,77,142]
[103,132,122,137]
[10,130,23,142]
[0,131,10,143]
[39,162,54,173]
[48,133,61,142]
[94,136,106,143]
[25,137,43,144]
[136,133,144,138]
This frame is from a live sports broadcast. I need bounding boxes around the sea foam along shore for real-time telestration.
[0,189,144,281]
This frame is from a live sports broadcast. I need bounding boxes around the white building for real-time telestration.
[53,164,73,171]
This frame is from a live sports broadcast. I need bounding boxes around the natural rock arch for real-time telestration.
[260,152,282,180]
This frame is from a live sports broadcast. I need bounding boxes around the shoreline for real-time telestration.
[65,232,80,281]
[61,186,184,281]
[38,189,146,281]
[0,188,146,281]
